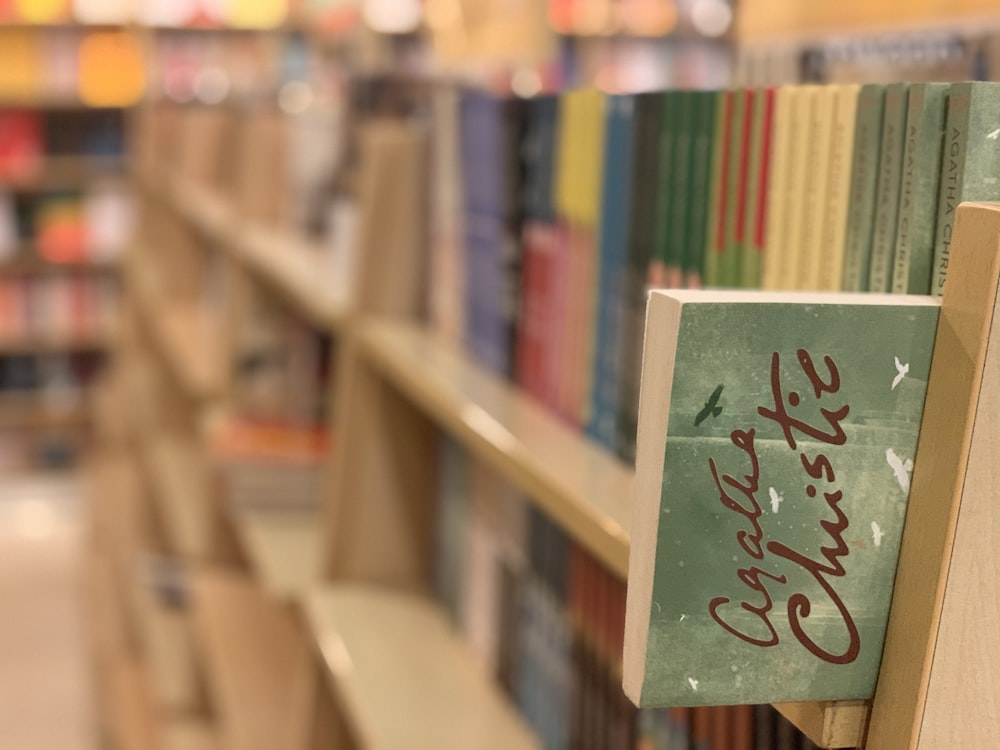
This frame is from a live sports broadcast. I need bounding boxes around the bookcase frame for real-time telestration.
[91,76,1000,748]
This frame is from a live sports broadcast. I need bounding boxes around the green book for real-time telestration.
[651,91,677,287]
[892,83,948,295]
[624,289,940,706]
[703,91,733,289]
[685,91,718,289]
[867,83,909,293]
[740,88,774,289]
[932,82,1000,295]
[668,91,695,288]
[720,89,749,288]
[841,85,886,292]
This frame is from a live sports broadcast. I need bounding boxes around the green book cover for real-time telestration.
[892,83,948,295]
[932,82,1000,295]
[624,289,940,706]
[685,91,718,289]
[841,85,886,292]
[704,91,733,289]
[720,89,749,288]
[740,88,774,290]
[668,91,695,288]
[867,83,909,293]
[651,91,677,287]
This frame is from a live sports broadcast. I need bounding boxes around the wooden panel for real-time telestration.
[358,320,632,579]
[228,507,321,602]
[868,202,1000,748]
[304,586,539,750]
[917,209,1000,746]
[190,567,311,750]
[109,658,161,750]
[163,719,219,750]
[737,0,1000,42]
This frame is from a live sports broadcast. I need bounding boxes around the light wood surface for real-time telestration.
[867,202,1000,748]
[359,320,633,579]
[154,305,226,402]
[190,567,311,750]
[141,435,216,561]
[109,658,161,750]
[228,507,321,601]
[304,585,539,750]
[163,719,219,750]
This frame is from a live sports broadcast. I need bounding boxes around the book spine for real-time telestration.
[740,87,774,290]
[818,84,860,291]
[797,86,836,290]
[892,83,948,295]
[867,82,909,293]
[760,86,791,291]
[685,91,718,290]
[667,90,693,289]
[649,91,676,288]
[841,84,887,291]
[720,88,751,288]
[703,90,732,289]
[932,82,1000,294]
[780,85,816,290]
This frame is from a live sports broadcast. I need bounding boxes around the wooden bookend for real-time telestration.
[868,201,1000,748]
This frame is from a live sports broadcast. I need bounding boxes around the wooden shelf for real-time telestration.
[0,95,128,109]
[303,585,539,750]
[228,506,321,601]
[141,434,216,561]
[358,320,632,579]
[163,719,219,750]
[0,253,121,275]
[148,303,225,402]
[190,567,309,750]
[0,395,90,430]
[0,329,113,353]
[0,155,126,190]
[108,658,160,750]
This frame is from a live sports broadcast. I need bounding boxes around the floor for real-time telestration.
[0,471,96,750]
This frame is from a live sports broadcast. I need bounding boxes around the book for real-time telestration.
[867,83,909,293]
[703,90,733,289]
[817,85,860,292]
[796,86,835,290]
[841,85,886,292]
[739,88,774,290]
[624,289,940,706]
[931,81,1000,295]
[721,88,754,289]
[892,83,948,295]
[780,86,816,290]
[760,87,792,291]
[686,90,720,289]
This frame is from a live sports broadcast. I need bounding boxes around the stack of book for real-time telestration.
[0,275,118,343]
[428,81,1000,463]
[432,436,820,749]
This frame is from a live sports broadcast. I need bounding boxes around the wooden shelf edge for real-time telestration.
[303,585,540,750]
[773,699,869,748]
[358,319,632,579]
[227,506,322,603]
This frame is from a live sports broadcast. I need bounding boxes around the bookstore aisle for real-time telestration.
[0,470,95,750]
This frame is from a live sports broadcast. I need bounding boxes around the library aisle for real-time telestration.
[0,471,95,750]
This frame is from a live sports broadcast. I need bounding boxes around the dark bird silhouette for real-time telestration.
[694,384,724,426]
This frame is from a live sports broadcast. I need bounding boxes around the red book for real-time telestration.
[0,111,42,183]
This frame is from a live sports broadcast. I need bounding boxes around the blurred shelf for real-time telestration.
[190,567,309,750]
[0,252,121,275]
[0,94,129,109]
[0,395,89,430]
[108,658,160,750]
[304,585,539,750]
[0,155,127,190]
[228,506,321,601]
[0,329,113,353]
[358,320,633,579]
[141,434,215,562]
[163,719,219,750]
[154,305,225,400]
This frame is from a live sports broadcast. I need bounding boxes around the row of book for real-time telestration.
[0,275,117,342]
[0,188,134,262]
[428,81,1000,462]
[0,28,145,106]
[0,110,126,176]
[0,351,103,395]
[1,0,312,28]
[432,436,819,750]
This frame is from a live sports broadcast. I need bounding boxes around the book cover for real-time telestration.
[624,289,940,706]
[817,85,860,292]
[931,81,1000,295]
[841,85,886,292]
[892,83,948,295]
[867,83,910,293]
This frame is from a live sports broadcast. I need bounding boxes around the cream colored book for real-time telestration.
[780,85,816,290]
[796,85,835,290]
[818,84,861,291]
[760,86,792,291]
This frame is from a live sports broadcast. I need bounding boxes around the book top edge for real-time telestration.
[649,289,942,307]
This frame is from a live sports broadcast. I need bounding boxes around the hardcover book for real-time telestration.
[624,289,940,706]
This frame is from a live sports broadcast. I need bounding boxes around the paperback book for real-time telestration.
[624,290,939,706]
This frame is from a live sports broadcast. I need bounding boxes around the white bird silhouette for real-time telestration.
[688,677,699,691]
[886,448,914,493]
[989,128,1000,140]
[871,521,885,548]
[892,356,909,391]
[769,487,783,514]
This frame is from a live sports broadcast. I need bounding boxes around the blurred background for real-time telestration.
[0,1,998,749]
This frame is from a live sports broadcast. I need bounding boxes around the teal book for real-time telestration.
[651,91,678,287]
[892,83,948,295]
[667,91,694,289]
[720,89,750,288]
[867,83,909,293]
[931,81,1000,295]
[684,91,719,289]
[623,289,940,707]
[841,85,886,292]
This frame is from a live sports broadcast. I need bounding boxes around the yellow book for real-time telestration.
[779,85,815,290]
[0,31,44,102]
[796,85,835,290]
[819,84,861,291]
[760,86,792,290]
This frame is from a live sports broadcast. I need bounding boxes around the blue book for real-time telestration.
[587,94,636,451]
